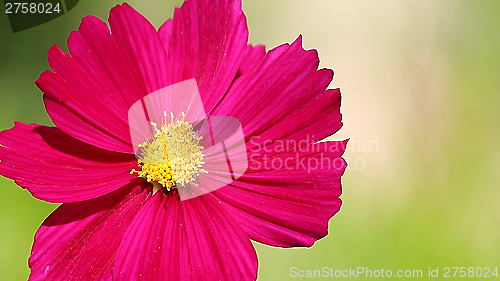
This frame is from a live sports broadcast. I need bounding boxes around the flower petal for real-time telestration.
[114,191,257,281]
[166,0,249,113]
[28,181,149,281]
[0,122,138,203]
[213,141,348,247]
[158,19,173,52]
[245,88,343,161]
[239,44,266,76]
[38,4,170,153]
[213,36,342,146]
[108,3,170,94]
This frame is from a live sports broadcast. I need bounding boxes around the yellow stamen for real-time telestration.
[131,111,206,193]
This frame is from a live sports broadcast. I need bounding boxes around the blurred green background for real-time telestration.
[1,0,499,280]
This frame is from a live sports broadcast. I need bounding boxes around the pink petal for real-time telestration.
[166,0,249,113]
[28,181,149,281]
[0,122,138,203]
[114,191,257,280]
[108,3,170,94]
[38,4,170,153]
[213,141,348,247]
[239,44,266,75]
[245,89,343,160]
[213,36,342,146]
[158,19,173,52]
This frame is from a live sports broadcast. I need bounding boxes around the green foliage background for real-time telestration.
[1,0,499,280]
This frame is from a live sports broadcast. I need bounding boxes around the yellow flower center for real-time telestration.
[130,111,207,193]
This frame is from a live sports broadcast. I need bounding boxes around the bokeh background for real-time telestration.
[1,0,499,280]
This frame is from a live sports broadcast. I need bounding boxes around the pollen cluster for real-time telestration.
[131,111,207,192]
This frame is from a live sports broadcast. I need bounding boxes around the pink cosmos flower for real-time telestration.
[0,0,347,280]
